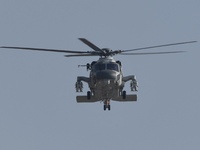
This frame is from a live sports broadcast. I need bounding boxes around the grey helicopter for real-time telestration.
[1,38,196,110]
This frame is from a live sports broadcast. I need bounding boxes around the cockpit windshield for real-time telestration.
[94,63,119,72]
[95,64,106,71]
[107,63,119,71]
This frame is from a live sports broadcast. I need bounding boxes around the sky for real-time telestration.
[0,0,199,150]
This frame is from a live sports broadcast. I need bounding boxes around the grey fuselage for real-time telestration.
[89,57,124,100]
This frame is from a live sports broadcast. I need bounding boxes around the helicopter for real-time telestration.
[1,38,197,110]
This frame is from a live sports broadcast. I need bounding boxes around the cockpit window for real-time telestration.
[107,63,119,71]
[94,63,119,71]
[95,64,106,71]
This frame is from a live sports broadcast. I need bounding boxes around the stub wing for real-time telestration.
[76,96,100,103]
[76,95,137,103]
[113,95,137,102]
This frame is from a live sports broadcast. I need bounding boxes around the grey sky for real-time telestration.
[0,0,199,150]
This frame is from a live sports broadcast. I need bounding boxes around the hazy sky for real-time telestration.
[0,0,199,150]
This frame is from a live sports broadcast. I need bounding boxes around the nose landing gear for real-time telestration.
[104,100,111,111]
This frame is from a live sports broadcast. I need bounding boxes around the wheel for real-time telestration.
[87,91,91,99]
[122,90,126,99]
[104,105,106,111]
[108,105,111,111]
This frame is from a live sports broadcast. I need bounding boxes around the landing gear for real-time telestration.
[104,105,106,111]
[104,104,111,111]
[122,90,126,99]
[87,91,91,99]
[103,100,111,111]
[108,105,111,111]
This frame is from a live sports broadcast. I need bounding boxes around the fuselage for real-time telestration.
[76,56,138,110]
[89,57,124,100]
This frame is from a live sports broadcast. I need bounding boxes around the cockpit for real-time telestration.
[93,62,119,72]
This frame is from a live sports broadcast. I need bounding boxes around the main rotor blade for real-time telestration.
[1,46,89,54]
[120,51,185,55]
[122,41,197,52]
[78,38,102,52]
[64,54,98,57]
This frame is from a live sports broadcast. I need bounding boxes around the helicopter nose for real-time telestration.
[96,71,116,80]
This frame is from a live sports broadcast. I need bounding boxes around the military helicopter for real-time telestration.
[1,38,196,110]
